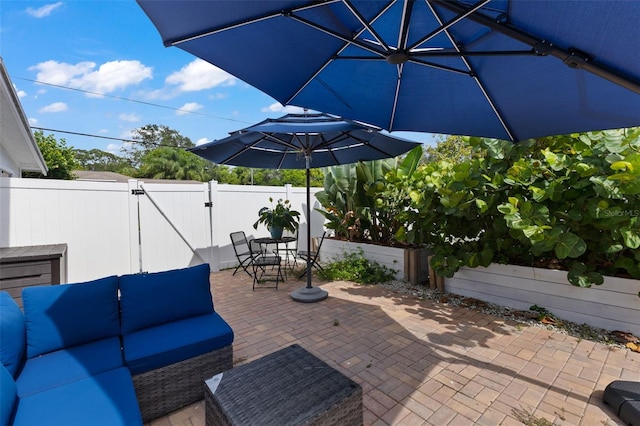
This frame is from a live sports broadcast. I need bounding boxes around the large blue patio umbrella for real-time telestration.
[188,112,422,302]
[137,0,640,142]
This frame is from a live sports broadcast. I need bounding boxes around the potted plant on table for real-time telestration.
[253,198,300,239]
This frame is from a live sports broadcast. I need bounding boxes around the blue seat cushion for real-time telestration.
[123,313,233,375]
[0,292,25,377]
[16,337,123,397]
[12,367,142,426]
[119,263,214,335]
[0,364,17,426]
[22,276,119,358]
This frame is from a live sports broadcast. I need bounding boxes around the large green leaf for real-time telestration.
[497,203,517,215]
[555,233,587,259]
[567,268,604,287]
[604,133,626,153]
[475,199,488,213]
[397,146,422,178]
[621,226,640,249]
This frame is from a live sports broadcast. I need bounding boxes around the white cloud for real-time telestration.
[261,103,307,114]
[29,60,152,95]
[176,102,203,116]
[82,61,153,93]
[106,143,122,154]
[13,84,26,98]
[119,113,140,123]
[195,137,210,146]
[139,88,166,100]
[166,59,235,92]
[28,117,38,126]
[39,102,68,113]
[119,129,135,142]
[26,2,62,18]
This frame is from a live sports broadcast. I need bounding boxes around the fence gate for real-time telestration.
[129,180,214,274]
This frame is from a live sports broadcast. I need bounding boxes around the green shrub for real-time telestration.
[398,128,640,287]
[317,250,396,284]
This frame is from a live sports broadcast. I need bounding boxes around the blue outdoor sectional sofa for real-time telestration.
[0,263,234,425]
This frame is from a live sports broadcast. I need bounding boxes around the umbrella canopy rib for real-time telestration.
[408,0,491,51]
[220,138,269,164]
[397,0,415,53]
[343,0,392,52]
[432,0,640,94]
[166,0,340,47]
[284,3,394,105]
[426,1,516,141]
[389,63,403,131]
[287,14,384,57]
[321,135,341,166]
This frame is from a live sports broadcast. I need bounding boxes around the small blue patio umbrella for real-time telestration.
[137,0,640,141]
[188,112,422,302]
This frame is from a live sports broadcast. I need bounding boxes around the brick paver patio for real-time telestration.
[147,269,639,426]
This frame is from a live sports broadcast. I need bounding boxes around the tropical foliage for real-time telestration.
[400,129,640,286]
[316,146,422,246]
[316,128,640,287]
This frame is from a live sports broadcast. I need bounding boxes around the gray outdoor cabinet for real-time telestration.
[0,244,67,307]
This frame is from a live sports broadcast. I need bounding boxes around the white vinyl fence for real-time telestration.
[0,178,323,283]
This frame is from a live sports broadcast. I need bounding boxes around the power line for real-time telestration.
[31,126,198,148]
[32,127,138,144]
[14,76,253,125]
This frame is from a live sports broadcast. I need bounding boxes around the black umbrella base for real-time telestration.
[290,286,328,303]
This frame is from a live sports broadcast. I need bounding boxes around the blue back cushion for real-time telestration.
[0,292,25,377]
[22,276,120,358]
[119,264,213,335]
[0,364,17,426]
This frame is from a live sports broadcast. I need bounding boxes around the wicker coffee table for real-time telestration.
[205,344,363,425]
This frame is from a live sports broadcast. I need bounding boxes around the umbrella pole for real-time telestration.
[305,164,312,289]
[290,156,328,303]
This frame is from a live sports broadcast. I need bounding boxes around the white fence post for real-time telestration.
[208,180,220,272]
[285,183,292,201]
[127,179,142,274]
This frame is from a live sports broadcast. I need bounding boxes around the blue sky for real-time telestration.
[1,1,438,154]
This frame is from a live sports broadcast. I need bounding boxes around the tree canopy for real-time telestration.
[423,135,478,164]
[74,148,134,175]
[24,131,78,180]
[123,124,194,168]
[33,123,324,186]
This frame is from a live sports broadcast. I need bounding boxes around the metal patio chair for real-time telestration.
[298,231,326,278]
[249,239,284,290]
[277,229,299,271]
[230,231,255,277]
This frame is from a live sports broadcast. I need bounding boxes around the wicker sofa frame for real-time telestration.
[133,344,233,422]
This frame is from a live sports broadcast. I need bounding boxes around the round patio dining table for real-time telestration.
[251,236,297,274]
